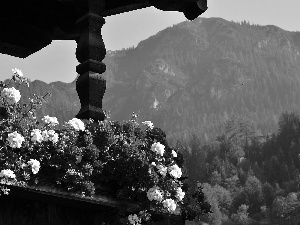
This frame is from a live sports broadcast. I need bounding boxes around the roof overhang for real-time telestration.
[0,0,207,58]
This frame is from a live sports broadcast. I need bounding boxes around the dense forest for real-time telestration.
[179,112,300,224]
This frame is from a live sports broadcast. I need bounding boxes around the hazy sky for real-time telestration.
[0,0,299,84]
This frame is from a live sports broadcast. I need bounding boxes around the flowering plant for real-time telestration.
[0,69,211,224]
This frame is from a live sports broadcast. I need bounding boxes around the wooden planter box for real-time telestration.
[0,184,122,225]
[0,182,185,225]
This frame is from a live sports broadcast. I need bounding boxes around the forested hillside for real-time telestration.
[101,17,300,147]
[183,112,300,225]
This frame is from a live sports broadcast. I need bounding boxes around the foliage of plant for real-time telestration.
[0,69,211,224]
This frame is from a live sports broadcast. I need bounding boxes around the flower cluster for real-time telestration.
[41,115,59,127]
[31,129,44,143]
[0,69,211,224]
[0,169,17,194]
[147,186,164,202]
[42,129,59,143]
[156,164,167,177]
[162,198,177,212]
[0,169,16,179]
[12,68,23,77]
[128,214,141,225]
[64,118,85,131]
[175,187,185,201]
[171,150,177,158]
[0,86,21,105]
[7,131,25,148]
[168,164,182,179]
[150,142,165,156]
[142,121,154,129]
[27,159,41,174]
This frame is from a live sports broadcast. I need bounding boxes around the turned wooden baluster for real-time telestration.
[74,0,107,124]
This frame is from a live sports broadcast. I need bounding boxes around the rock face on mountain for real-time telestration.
[6,17,300,147]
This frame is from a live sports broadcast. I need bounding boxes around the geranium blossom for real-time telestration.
[0,169,16,179]
[41,115,59,127]
[175,187,185,201]
[147,186,164,202]
[31,129,43,143]
[142,121,154,129]
[1,87,21,105]
[47,130,59,143]
[168,164,182,179]
[151,142,165,156]
[156,164,167,177]
[162,198,177,212]
[7,131,25,148]
[41,130,49,142]
[27,159,40,174]
[128,214,141,225]
[171,150,177,157]
[65,118,85,131]
[12,68,23,77]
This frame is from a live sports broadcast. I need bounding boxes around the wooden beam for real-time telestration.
[99,2,152,17]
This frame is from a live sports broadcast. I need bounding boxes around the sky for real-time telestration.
[0,0,299,84]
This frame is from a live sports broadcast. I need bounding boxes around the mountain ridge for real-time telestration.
[3,17,300,147]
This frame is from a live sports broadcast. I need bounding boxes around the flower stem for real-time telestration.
[17,93,51,124]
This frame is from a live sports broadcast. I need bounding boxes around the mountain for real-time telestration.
[4,17,300,147]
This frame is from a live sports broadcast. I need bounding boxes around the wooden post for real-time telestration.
[74,0,107,124]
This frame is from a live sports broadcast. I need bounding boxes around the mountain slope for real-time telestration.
[102,17,300,146]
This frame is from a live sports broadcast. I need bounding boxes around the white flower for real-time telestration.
[40,129,58,143]
[2,187,10,195]
[7,131,25,148]
[47,130,59,144]
[1,87,21,105]
[31,129,43,143]
[147,186,164,202]
[168,164,182,179]
[150,162,156,166]
[142,121,154,129]
[0,169,16,179]
[156,164,167,177]
[42,115,59,127]
[128,214,141,225]
[171,150,177,157]
[41,130,49,142]
[162,198,177,212]
[12,68,23,77]
[175,187,185,201]
[65,118,85,131]
[27,159,40,174]
[151,142,165,156]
